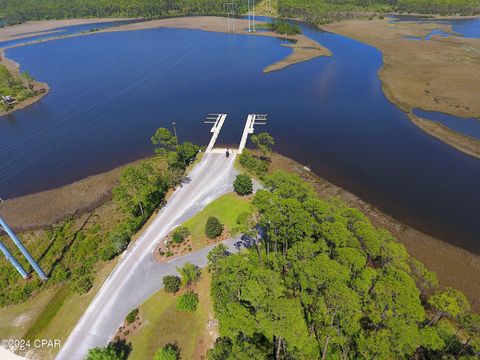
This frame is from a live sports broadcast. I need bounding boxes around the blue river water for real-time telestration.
[0,19,479,253]
[414,109,480,140]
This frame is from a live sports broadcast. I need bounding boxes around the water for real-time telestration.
[414,109,480,140]
[0,20,140,48]
[0,22,479,254]
[405,28,453,41]
[390,15,480,39]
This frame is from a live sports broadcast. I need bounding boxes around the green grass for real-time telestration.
[24,284,71,341]
[0,287,58,342]
[129,271,213,360]
[0,259,118,359]
[182,192,251,250]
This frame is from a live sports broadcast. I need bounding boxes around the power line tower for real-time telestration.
[224,2,237,33]
[247,0,256,32]
[0,197,48,280]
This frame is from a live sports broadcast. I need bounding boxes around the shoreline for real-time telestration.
[269,152,480,311]
[409,113,480,159]
[0,16,330,116]
[0,18,133,43]
[0,16,331,77]
[323,17,480,159]
[1,151,479,310]
[97,17,331,72]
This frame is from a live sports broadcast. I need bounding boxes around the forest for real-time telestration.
[1,0,479,26]
[278,0,480,24]
[208,171,480,359]
[0,0,245,25]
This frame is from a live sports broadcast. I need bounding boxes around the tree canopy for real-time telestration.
[209,171,480,359]
[251,132,275,156]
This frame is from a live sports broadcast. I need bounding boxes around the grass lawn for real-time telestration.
[182,192,251,250]
[0,259,118,359]
[129,270,215,360]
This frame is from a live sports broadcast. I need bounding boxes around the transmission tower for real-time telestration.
[247,0,256,32]
[224,2,237,33]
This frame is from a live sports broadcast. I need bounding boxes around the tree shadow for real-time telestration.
[110,338,132,359]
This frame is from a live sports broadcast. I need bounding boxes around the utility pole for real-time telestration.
[172,121,179,145]
[0,196,27,278]
[0,241,28,279]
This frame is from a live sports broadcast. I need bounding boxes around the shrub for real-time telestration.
[86,340,131,360]
[269,19,302,35]
[238,152,268,177]
[176,291,199,312]
[205,216,224,239]
[172,226,190,243]
[126,308,139,324]
[154,343,180,360]
[71,274,93,294]
[163,275,181,294]
[178,262,201,287]
[233,174,253,196]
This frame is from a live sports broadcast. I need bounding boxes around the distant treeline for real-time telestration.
[0,0,480,25]
[0,0,246,25]
[278,0,480,24]
[1,0,479,27]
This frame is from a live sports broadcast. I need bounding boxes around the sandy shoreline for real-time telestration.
[0,18,132,43]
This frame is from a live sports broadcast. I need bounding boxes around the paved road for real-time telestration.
[56,153,238,360]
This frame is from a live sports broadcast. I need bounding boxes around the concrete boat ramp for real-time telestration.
[56,112,268,360]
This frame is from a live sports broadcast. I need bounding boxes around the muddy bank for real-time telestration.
[269,152,480,311]
[2,151,479,310]
[0,165,126,232]
[410,113,480,159]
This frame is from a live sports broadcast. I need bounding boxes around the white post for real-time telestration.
[252,0,256,32]
[247,0,251,32]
